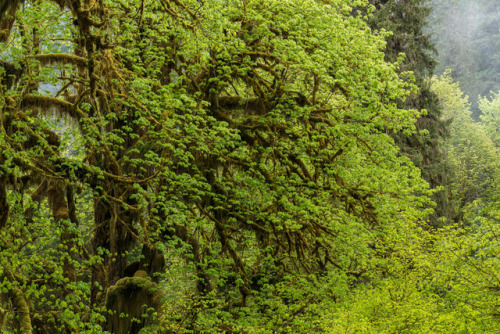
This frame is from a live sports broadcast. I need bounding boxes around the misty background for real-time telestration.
[428,0,500,118]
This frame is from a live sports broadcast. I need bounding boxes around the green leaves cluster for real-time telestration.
[432,73,500,221]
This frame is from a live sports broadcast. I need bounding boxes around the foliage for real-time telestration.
[479,92,500,145]
[0,0,438,332]
[431,210,500,333]
[313,212,500,333]
[299,69,500,334]
[368,0,437,75]
[431,73,500,223]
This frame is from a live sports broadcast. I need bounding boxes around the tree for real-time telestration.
[431,73,500,223]
[479,92,500,145]
[0,0,432,332]
[366,0,451,225]
[304,73,500,333]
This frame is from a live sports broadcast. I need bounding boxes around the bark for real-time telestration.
[47,181,76,281]
[90,194,137,303]
[105,272,163,334]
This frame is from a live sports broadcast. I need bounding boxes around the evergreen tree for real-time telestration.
[367,0,451,225]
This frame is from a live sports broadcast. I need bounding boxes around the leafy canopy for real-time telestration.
[0,0,437,332]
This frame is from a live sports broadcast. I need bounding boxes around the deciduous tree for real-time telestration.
[0,0,432,332]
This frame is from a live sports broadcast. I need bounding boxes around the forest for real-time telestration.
[0,0,498,333]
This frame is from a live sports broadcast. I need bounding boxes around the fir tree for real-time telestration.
[368,0,452,225]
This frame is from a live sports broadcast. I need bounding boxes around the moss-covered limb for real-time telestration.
[14,119,61,157]
[20,179,47,233]
[0,145,61,181]
[0,0,22,43]
[0,176,8,230]
[9,287,32,334]
[3,268,32,334]
[158,0,196,29]
[65,183,79,227]
[91,188,139,287]
[0,306,6,330]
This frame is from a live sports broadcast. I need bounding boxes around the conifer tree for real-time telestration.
[368,0,451,224]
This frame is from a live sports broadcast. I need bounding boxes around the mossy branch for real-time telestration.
[20,94,74,115]
[4,269,32,334]
[27,53,87,69]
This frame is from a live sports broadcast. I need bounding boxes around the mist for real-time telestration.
[427,0,500,117]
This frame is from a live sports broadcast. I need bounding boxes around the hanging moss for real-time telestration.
[27,53,87,72]
[0,60,23,89]
[20,94,74,117]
